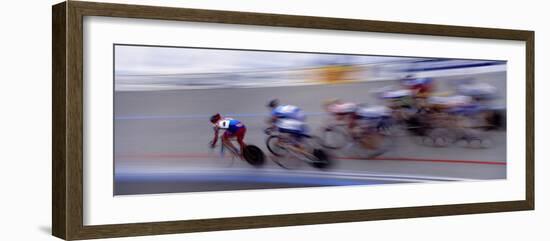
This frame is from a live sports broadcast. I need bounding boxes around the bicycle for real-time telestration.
[319,122,392,159]
[211,135,265,167]
[420,120,493,149]
[264,128,331,169]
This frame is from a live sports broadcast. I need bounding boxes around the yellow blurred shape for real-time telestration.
[316,65,358,84]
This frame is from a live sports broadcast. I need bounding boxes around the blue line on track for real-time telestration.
[115,112,328,120]
[403,61,505,72]
[114,172,403,186]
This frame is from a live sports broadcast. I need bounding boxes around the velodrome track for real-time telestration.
[114,72,506,195]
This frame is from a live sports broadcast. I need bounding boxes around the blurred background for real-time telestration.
[114,45,507,195]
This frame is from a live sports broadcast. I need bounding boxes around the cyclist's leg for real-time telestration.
[349,115,363,139]
[235,127,247,154]
[361,128,383,149]
[287,131,308,155]
[222,131,239,155]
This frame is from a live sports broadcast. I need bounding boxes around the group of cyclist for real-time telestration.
[209,98,310,157]
[209,74,500,158]
[379,75,502,143]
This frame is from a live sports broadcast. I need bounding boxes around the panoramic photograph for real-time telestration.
[113,44,507,195]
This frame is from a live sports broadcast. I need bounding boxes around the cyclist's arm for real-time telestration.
[211,126,219,146]
[267,115,277,128]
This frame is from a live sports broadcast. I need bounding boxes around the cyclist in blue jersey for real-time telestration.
[267,99,306,122]
[209,113,247,155]
[401,74,435,98]
[266,99,308,143]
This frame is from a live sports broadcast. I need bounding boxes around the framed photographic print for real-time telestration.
[52,1,534,240]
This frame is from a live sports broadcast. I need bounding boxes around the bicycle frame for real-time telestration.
[218,135,241,159]
[274,135,319,164]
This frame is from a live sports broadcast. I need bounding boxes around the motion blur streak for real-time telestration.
[114,44,506,195]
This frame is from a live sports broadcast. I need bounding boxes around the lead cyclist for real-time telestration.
[209,113,247,156]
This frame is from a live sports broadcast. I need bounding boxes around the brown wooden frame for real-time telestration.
[52,1,535,240]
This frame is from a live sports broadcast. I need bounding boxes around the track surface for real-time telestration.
[114,72,506,195]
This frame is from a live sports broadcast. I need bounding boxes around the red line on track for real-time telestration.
[342,156,506,165]
[116,153,506,166]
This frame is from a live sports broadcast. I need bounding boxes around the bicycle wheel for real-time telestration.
[405,116,429,136]
[310,149,331,169]
[378,120,409,137]
[426,128,454,147]
[320,126,348,149]
[271,154,303,170]
[242,145,265,167]
[266,135,289,157]
[218,143,238,167]
[458,131,492,149]
[354,134,393,159]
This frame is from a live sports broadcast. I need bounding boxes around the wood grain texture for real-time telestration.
[51,1,535,240]
[73,201,530,240]
[72,1,533,40]
[525,32,535,209]
[66,2,85,240]
[52,2,67,240]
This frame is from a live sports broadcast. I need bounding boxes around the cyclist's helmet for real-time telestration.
[323,98,340,107]
[267,99,279,109]
[210,113,221,123]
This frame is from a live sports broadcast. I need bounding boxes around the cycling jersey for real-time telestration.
[402,77,434,94]
[215,118,245,133]
[356,106,392,119]
[448,104,484,115]
[457,83,497,99]
[271,105,305,121]
[380,89,415,108]
[380,89,413,99]
[327,102,357,114]
[427,95,472,107]
[275,119,307,136]
[352,106,391,132]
